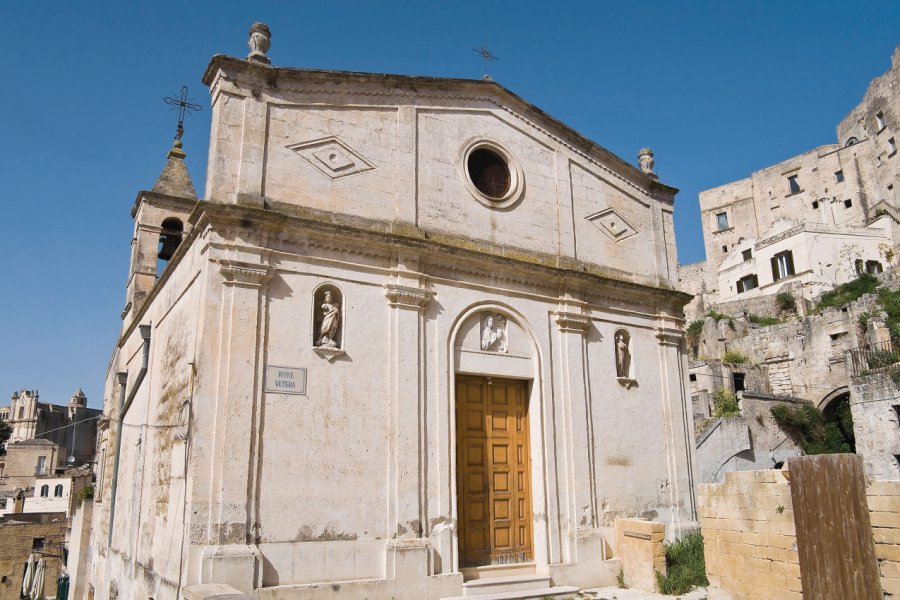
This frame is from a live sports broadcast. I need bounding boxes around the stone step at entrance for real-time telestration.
[441,574,579,599]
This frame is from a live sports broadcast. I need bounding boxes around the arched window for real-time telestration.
[54,484,64,498]
[157,218,184,274]
[845,137,859,147]
[40,485,49,498]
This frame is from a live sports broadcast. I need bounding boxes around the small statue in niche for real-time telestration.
[638,148,657,178]
[615,330,631,378]
[317,291,340,348]
[247,22,272,64]
[481,313,508,353]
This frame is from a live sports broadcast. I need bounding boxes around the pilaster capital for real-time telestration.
[216,259,273,287]
[383,283,434,310]
[554,311,591,333]
[655,327,683,347]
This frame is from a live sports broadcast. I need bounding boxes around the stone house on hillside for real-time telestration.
[87,23,699,600]
[688,274,900,482]
[680,42,900,320]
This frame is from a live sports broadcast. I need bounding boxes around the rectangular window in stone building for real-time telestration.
[844,199,853,208]
[741,249,752,261]
[866,260,883,274]
[736,274,758,294]
[812,200,819,209]
[721,245,728,254]
[876,111,886,131]
[716,212,729,230]
[732,372,745,392]
[835,170,844,183]
[771,250,795,281]
[889,137,897,156]
[892,404,900,425]
[787,175,801,195]
[32,538,45,551]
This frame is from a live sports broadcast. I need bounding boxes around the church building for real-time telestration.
[88,23,697,600]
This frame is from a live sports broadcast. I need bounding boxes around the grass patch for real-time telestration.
[655,530,708,595]
[712,388,740,417]
[721,349,749,365]
[877,288,900,341]
[748,314,782,326]
[704,310,734,325]
[816,273,880,311]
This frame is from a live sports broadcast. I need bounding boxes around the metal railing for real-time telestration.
[847,339,900,377]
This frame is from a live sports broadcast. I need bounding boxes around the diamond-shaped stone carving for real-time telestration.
[288,137,375,179]
[586,208,637,242]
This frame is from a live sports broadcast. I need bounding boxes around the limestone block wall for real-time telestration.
[698,470,802,600]
[701,470,900,599]
[614,518,665,592]
[868,479,900,597]
[848,372,900,479]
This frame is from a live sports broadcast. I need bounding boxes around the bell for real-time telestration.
[157,233,181,261]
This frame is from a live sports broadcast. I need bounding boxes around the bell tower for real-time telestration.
[123,139,198,322]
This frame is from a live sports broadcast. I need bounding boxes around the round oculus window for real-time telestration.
[467,148,511,199]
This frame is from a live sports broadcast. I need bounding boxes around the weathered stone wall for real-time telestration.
[848,372,900,479]
[837,44,900,210]
[0,518,66,600]
[699,470,802,600]
[614,518,665,592]
[868,479,900,597]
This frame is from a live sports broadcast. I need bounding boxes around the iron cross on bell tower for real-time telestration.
[163,86,202,141]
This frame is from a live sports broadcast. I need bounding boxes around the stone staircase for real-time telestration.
[441,573,579,599]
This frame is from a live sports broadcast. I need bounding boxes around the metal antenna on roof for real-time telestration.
[163,86,202,141]
[472,43,499,81]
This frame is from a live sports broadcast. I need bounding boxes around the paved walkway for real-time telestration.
[579,587,708,600]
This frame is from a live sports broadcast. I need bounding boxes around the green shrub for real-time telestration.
[748,314,782,327]
[74,484,94,505]
[655,530,708,595]
[712,388,740,417]
[816,274,880,311]
[776,291,797,313]
[867,348,900,369]
[721,349,749,365]
[771,404,854,455]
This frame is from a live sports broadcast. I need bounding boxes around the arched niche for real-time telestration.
[312,283,344,350]
[454,308,533,378]
[614,328,633,381]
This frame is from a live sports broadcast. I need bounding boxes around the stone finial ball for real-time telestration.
[249,22,271,37]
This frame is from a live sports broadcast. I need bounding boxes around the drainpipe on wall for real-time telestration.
[107,324,151,548]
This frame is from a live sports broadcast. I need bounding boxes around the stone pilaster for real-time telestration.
[553,307,596,563]
[383,258,434,578]
[655,325,698,528]
[200,258,272,594]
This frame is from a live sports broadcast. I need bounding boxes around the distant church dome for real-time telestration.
[69,388,87,406]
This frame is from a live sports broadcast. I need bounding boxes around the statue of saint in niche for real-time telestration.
[481,313,508,353]
[317,291,340,348]
[615,331,631,378]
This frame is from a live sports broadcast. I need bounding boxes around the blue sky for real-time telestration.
[1,2,898,408]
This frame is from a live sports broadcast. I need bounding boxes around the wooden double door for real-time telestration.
[455,375,533,568]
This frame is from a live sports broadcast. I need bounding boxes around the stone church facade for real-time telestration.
[88,25,697,600]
